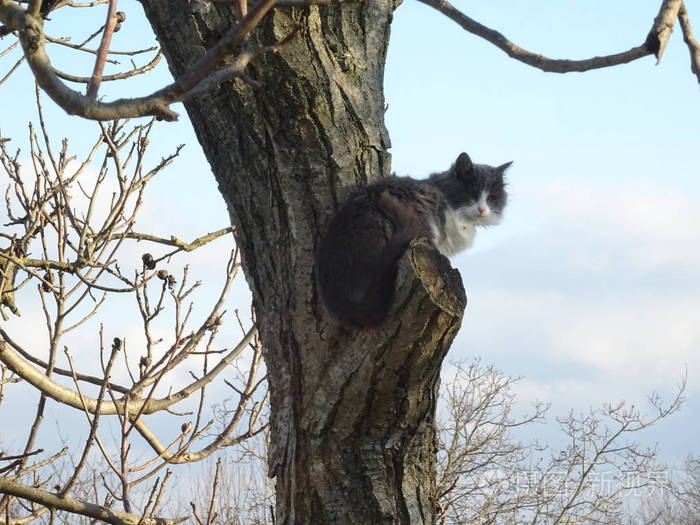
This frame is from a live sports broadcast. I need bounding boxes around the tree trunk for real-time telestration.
[140,1,466,522]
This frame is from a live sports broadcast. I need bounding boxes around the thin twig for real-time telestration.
[46,34,156,57]
[0,39,18,57]
[0,56,24,86]
[110,226,234,253]
[54,51,162,84]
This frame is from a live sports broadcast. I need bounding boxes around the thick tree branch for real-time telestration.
[85,0,117,97]
[679,2,700,83]
[646,0,683,62]
[27,0,42,18]
[0,0,277,120]
[0,328,255,415]
[0,477,186,525]
[417,0,690,75]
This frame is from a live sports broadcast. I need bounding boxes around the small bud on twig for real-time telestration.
[41,272,53,293]
[142,253,156,270]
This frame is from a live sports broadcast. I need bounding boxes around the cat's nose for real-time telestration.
[478,206,486,215]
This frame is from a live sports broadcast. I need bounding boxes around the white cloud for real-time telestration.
[452,176,700,401]
[522,178,700,270]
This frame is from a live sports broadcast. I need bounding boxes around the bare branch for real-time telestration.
[111,227,234,253]
[0,327,256,416]
[417,0,691,75]
[46,34,156,57]
[0,55,24,86]
[436,360,683,523]
[63,0,109,7]
[646,0,683,62]
[85,0,118,98]
[0,449,43,463]
[0,477,187,525]
[0,0,278,120]
[54,51,162,84]
[27,0,42,18]
[679,2,700,83]
[0,39,18,56]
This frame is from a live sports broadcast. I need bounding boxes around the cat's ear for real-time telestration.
[496,161,513,176]
[454,152,474,179]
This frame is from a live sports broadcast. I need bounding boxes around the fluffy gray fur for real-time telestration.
[315,152,511,327]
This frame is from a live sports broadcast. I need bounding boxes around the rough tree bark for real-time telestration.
[140,1,466,523]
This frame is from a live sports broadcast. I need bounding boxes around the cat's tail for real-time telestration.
[315,191,422,328]
[315,237,397,328]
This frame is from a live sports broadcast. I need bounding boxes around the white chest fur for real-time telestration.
[431,205,477,257]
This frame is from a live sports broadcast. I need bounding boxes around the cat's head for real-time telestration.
[451,152,511,226]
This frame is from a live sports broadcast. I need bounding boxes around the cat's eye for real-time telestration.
[487,195,497,203]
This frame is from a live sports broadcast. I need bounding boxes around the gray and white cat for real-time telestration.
[315,152,511,327]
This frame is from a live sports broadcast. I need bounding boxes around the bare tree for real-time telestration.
[184,428,274,525]
[635,455,700,525]
[436,361,549,523]
[436,361,685,525]
[0,100,267,524]
[1,0,699,522]
[173,360,686,525]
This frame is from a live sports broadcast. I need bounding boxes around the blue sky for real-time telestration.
[1,0,699,484]
[385,2,700,459]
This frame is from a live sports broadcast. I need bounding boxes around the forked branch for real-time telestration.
[0,0,279,120]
